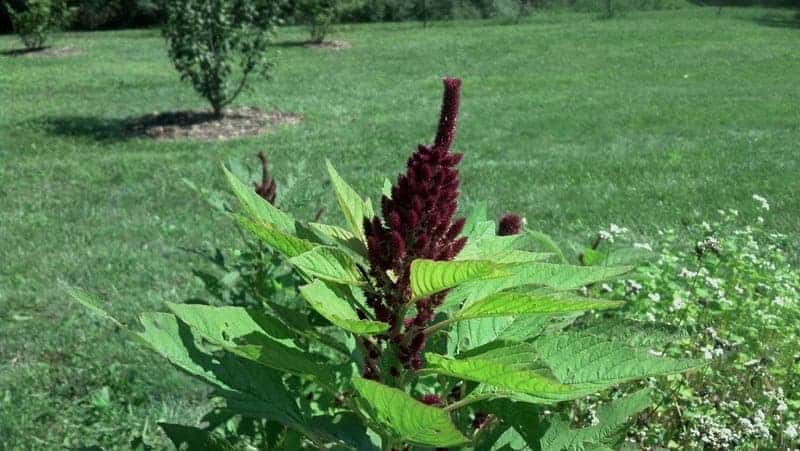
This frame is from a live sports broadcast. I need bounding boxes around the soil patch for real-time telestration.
[129,107,302,141]
[305,40,351,51]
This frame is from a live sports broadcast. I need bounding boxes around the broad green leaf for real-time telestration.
[231,332,333,381]
[238,216,316,258]
[498,262,632,292]
[222,165,295,234]
[457,291,623,320]
[160,423,230,451]
[326,160,374,242]
[425,348,596,403]
[137,313,306,426]
[443,262,630,313]
[461,202,488,236]
[299,280,389,335]
[166,302,296,346]
[351,377,469,447]
[289,246,364,285]
[532,333,703,385]
[308,222,368,258]
[540,389,654,451]
[410,259,504,300]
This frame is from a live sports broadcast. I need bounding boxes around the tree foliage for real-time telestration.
[162,0,281,116]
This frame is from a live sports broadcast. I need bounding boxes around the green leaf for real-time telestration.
[299,280,389,335]
[230,332,333,381]
[532,333,703,385]
[580,248,604,266]
[222,165,295,234]
[160,423,231,451]
[425,347,596,404]
[289,246,364,286]
[540,389,654,450]
[326,160,374,242]
[308,222,368,258]
[66,286,123,327]
[525,229,568,264]
[382,178,393,199]
[136,313,306,427]
[351,377,469,447]
[498,262,632,291]
[237,216,316,258]
[457,291,623,320]
[166,302,296,346]
[410,259,504,301]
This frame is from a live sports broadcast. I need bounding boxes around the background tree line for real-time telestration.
[1,0,797,34]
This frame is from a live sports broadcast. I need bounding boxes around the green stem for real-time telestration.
[444,394,489,412]
[423,317,457,337]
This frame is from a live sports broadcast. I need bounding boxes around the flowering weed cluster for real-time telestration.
[583,198,800,449]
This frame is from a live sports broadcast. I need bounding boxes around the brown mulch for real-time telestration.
[305,40,352,51]
[129,107,303,141]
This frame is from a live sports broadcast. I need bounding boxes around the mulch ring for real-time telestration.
[1,46,82,58]
[305,40,352,51]
[129,107,303,141]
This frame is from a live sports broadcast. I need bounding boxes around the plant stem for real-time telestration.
[443,394,489,412]
[423,317,456,336]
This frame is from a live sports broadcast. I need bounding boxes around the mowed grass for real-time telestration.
[1,7,799,449]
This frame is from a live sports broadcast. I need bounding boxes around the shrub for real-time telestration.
[8,0,72,50]
[73,79,701,449]
[295,0,338,43]
[162,0,280,117]
[579,201,800,448]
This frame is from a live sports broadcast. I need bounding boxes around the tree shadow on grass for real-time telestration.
[752,11,800,29]
[40,111,222,142]
[270,39,312,48]
[40,116,135,142]
[0,47,47,57]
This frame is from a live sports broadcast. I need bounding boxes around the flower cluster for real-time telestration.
[362,78,467,376]
[498,213,523,236]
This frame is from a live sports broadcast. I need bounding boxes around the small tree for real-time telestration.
[8,0,72,50]
[162,0,280,117]
[295,0,338,43]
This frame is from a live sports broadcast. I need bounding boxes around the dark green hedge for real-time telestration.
[1,0,796,33]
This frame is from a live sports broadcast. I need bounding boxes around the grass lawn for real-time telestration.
[1,7,798,449]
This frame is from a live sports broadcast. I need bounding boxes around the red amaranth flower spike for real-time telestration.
[498,213,523,236]
[362,77,467,376]
[254,151,277,204]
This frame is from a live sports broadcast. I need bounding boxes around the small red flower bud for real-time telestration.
[498,213,523,236]
[254,151,277,204]
[420,394,443,406]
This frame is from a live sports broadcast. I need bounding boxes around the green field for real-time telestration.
[1,7,799,449]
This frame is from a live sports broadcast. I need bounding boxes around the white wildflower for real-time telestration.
[752,194,770,210]
[609,223,629,236]
[671,293,687,311]
[702,221,712,231]
[648,292,661,302]
[678,267,698,278]
[785,424,798,440]
[600,283,612,293]
[633,242,652,251]
[646,312,656,322]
